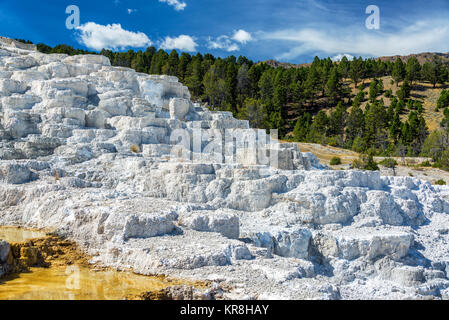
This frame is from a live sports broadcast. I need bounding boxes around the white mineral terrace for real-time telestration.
[1,37,449,300]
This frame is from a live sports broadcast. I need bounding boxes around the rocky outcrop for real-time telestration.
[0,232,98,280]
[1,37,449,299]
[0,240,9,277]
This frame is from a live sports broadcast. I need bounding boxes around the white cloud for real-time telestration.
[76,22,152,51]
[261,20,449,60]
[159,0,186,11]
[160,35,197,51]
[232,29,252,44]
[331,53,354,62]
[307,0,330,11]
[207,36,240,52]
[207,29,253,52]
[127,9,137,14]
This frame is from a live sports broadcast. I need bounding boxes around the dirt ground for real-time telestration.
[296,142,449,185]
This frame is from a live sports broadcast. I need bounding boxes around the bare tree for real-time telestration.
[397,144,407,166]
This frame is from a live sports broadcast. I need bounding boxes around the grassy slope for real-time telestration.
[286,76,446,137]
[294,141,449,185]
[352,76,444,130]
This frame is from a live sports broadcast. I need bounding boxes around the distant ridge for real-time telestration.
[264,52,449,68]
[377,52,449,64]
[263,59,311,69]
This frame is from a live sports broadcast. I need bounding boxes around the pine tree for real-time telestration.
[405,56,421,86]
[184,55,203,98]
[364,149,380,171]
[369,79,379,102]
[392,58,406,86]
[177,52,191,82]
[293,113,312,141]
[258,70,274,106]
[364,101,387,147]
[338,55,350,79]
[312,110,329,135]
[397,79,411,101]
[349,57,364,88]
[325,66,342,106]
[319,58,333,96]
[437,90,449,111]
[422,56,447,88]
[273,69,288,109]
[131,51,147,73]
[415,115,429,155]
[150,49,169,74]
[203,64,227,108]
[441,108,449,130]
[225,62,238,113]
[304,65,321,107]
[236,64,250,107]
[144,46,156,70]
[389,112,402,142]
[346,101,365,145]
[267,111,284,135]
[247,64,262,98]
[328,102,347,137]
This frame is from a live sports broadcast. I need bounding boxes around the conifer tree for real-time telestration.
[392,58,406,86]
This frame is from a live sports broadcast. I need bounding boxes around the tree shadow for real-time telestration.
[410,93,426,99]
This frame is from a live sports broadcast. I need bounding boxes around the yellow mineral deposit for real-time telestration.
[0,227,47,243]
[0,265,196,300]
[0,227,206,300]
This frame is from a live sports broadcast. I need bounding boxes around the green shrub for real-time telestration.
[363,152,380,171]
[330,157,342,165]
[435,179,447,185]
[420,160,432,167]
[352,159,364,169]
[327,136,343,148]
[352,152,379,171]
[379,158,397,167]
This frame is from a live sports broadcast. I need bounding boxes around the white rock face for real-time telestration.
[0,37,449,299]
[179,210,240,239]
[169,98,191,120]
[0,162,34,184]
[123,211,178,240]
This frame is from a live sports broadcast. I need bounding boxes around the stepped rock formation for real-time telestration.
[1,37,449,299]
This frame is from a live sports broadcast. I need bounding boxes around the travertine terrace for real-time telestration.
[1,38,449,300]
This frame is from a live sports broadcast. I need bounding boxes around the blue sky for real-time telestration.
[1,0,449,64]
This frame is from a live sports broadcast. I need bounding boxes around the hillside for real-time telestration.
[378,52,449,65]
[269,52,449,133]
[264,59,311,69]
[315,75,446,131]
